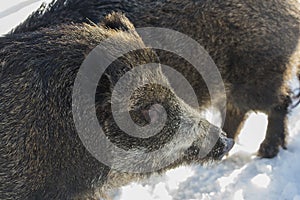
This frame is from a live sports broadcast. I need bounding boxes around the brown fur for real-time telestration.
[1,13,233,199]
[12,0,300,158]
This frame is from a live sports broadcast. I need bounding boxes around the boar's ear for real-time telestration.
[101,12,135,31]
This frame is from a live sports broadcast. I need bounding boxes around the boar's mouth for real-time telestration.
[210,133,235,160]
[184,131,234,162]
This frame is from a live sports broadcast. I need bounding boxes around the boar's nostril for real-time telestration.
[216,137,235,160]
[223,137,234,154]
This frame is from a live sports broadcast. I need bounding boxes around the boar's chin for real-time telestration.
[183,132,234,164]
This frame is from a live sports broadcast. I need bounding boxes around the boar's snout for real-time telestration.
[217,132,235,159]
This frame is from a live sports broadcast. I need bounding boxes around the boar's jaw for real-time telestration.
[174,103,234,163]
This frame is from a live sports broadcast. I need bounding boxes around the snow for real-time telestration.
[115,106,300,200]
[1,1,300,200]
[0,0,52,35]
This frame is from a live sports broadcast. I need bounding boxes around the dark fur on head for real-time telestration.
[1,12,233,199]
[11,0,300,158]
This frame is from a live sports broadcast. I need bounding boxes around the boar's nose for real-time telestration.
[219,132,234,158]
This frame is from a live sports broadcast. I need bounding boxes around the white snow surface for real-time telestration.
[1,1,300,200]
[115,108,300,200]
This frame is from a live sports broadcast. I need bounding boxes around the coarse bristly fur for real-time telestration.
[0,13,234,199]
[11,0,300,159]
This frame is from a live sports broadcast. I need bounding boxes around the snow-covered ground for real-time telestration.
[115,107,300,200]
[1,1,300,200]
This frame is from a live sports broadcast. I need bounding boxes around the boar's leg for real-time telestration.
[222,102,248,140]
[258,96,290,158]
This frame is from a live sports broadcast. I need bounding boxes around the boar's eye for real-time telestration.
[141,104,164,124]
